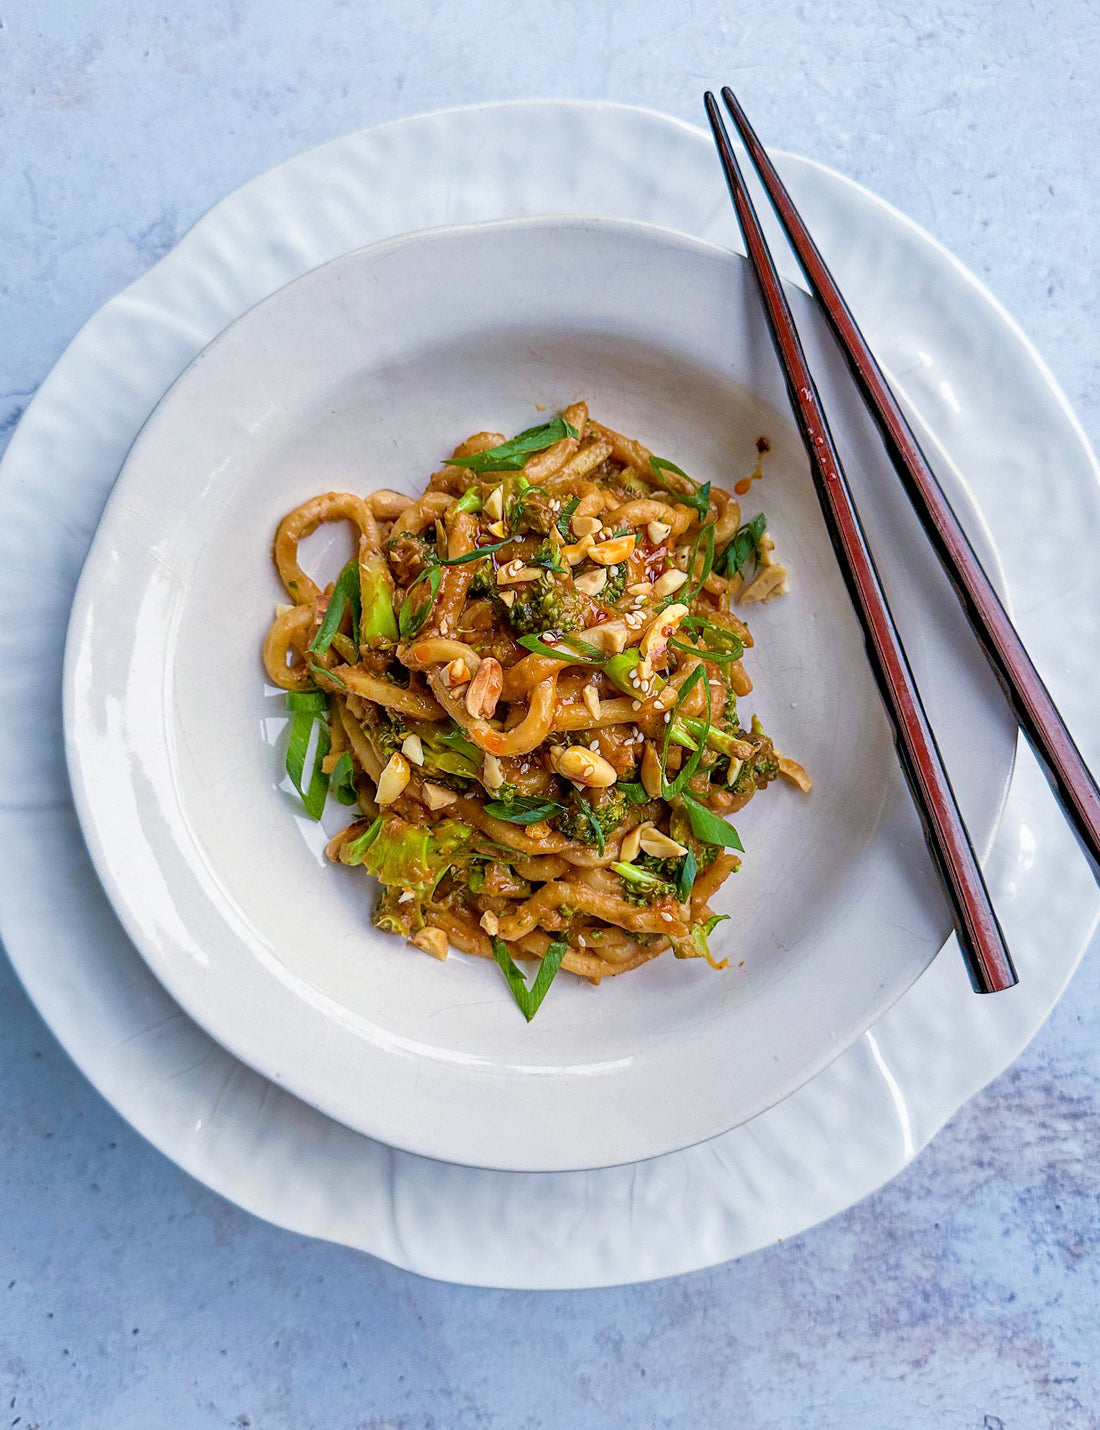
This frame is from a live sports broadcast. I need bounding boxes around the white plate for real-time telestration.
[2,102,1098,1282]
[64,215,1014,1171]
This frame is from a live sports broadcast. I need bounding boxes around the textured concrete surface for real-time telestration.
[3,3,1100,1426]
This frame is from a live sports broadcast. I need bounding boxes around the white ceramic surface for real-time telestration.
[64,216,1014,1171]
[2,102,1098,1284]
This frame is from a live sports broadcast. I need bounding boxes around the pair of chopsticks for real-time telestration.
[704,87,1100,995]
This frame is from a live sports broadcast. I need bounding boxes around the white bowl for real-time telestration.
[63,216,1014,1171]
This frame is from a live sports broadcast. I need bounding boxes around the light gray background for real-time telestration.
[2,3,1099,1426]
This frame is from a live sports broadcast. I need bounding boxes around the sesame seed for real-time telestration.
[663,712,671,723]
[632,700,641,710]
[578,935,587,947]
[660,912,673,923]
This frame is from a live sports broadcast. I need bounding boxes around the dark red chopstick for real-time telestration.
[703,91,1017,994]
[719,84,1100,882]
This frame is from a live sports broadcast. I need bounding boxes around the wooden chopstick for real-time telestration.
[703,91,1018,994]
[718,83,1100,882]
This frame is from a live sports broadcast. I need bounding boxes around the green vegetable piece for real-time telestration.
[443,417,579,474]
[359,551,399,642]
[681,793,745,850]
[602,648,668,700]
[398,564,442,638]
[555,496,581,541]
[438,536,517,566]
[452,488,482,514]
[617,781,650,805]
[722,513,767,580]
[676,848,698,902]
[659,664,711,801]
[329,751,359,806]
[310,560,362,655]
[284,693,331,820]
[483,794,566,825]
[611,861,677,904]
[492,938,568,1021]
[679,913,731,965]
[307,658,347,689]
[648,455,711,520]
[347,814,472,901]
[517,633,605,664]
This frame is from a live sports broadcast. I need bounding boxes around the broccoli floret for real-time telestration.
[505,573,587,636]
[373,715,480,785]
[554,784,633,847]
[336,813,473,937]
[611,861,678,906]
[671,914,731,968]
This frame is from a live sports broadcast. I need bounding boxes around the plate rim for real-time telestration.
[3,99,1097,1282]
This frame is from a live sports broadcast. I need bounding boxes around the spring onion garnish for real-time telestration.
[443,417,580,473]
[669,614,744,664]
[680,794,745,851]
[483,794,567,825]
[492,938,568,1021]
[659,664,712,801]
[722,513,767,580]
[676,848,698,902]
[307,658,347,689]
[531,545,568,576]
[618,781,650,805]
[555,495,580,541]
[284,691,331,820]
[517,633,605,664]
[438,536,517,565]
[310,560,362,655]
[329,751,358,806]
[576,793,606,855]
[453,488,482,514]
[679,523,716,607]
[648,455,712,521]
[398,564,442,638]
[436,725,482,763]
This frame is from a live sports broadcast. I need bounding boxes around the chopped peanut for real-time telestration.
[465,655,503,719]
[412,927,449,960]
[376,752,411,805]
[551,745,618,788]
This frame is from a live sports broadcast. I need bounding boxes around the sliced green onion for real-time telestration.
[285,699,331,820]
[659,665,712,801]
[452,488,482,514]
[618,781,650,805]
[602,648,667,700]
[308,658,346,689]
[648,456,712,520]
[517,634,605,664]
[436,725,481,762]
[576,793,606,855]
[676,848,698,902]
[721,513,767,580]
[669,614,744,665]
[443,417,580,474]
[398,564,442,638]
[483,795,567,825]
[555,496,580,541]
[310,560,362,655]
[285,691,328,714]
[681,793,744,850]
[492,937,568,1021]
[679,523,716,607]
[438,536,517,566]
[329,751,359,806]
